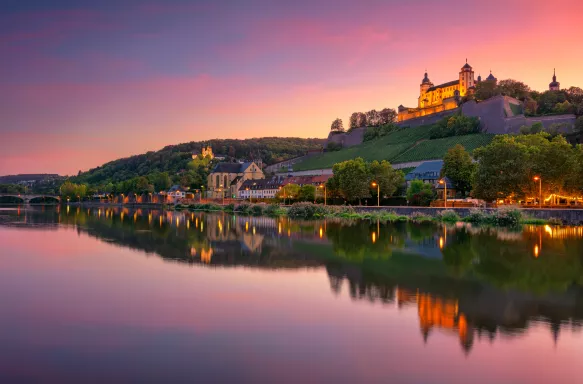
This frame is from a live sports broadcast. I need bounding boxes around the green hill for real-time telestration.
[293,124,494,171]
[72,137,324,189]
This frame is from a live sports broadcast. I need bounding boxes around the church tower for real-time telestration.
[458,59,475,96]
[549,69,560,91]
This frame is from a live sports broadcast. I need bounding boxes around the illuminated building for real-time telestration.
[397,60,496,122]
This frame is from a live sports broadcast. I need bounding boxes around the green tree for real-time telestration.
[406,180,434,206]
[497,79,531,100]
[150,172,172,192]
[330,118,345,133]
[379,108,397,125]
[276,184,300,202]
[60,181,88,200]
[575,116,583,133]
[298,185,316,202]
[368,160,404,198]
[472,136,530,201]
[474,80,499,101]
[333,157,371,203]
[442,144,475,196]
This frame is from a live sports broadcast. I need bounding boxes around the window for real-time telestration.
[215,175,220,188]
[224,175,228,189]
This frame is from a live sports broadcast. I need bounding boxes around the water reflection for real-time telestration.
[2,206,583,354]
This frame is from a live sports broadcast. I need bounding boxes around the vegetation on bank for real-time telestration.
[175,201,559,226]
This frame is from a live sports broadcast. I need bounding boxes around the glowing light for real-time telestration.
[245,221,249,232]
[187,219,190,229]
[278,222,282,235]
[319,227,323,239]
[253,226,256,235]
[534,244,540,258]
[372,232,376,243]
[439,236,444,249]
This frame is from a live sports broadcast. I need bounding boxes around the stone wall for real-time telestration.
[396,108,459,128]
[326,127,366,149]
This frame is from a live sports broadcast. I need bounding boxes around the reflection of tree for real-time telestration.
[441,227,476,276]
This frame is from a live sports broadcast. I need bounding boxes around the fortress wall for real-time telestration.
[462,96,507,134]
[524,115,576,131]
[395,108,459,128]
[325,127,366,149]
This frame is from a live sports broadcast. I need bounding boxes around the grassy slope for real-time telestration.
[293,123,494,171]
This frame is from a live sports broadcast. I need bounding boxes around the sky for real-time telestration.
[1,0,582,175]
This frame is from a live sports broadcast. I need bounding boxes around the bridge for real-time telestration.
[0,194,61,204]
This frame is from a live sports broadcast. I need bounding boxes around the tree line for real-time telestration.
[330,108,397,133]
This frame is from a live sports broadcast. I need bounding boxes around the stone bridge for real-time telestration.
[0,194,61,204]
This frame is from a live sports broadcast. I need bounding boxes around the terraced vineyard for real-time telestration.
[292,123,495,171]
[391,134,495,163]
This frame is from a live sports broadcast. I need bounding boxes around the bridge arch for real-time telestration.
[0,195,25,204]
[29,196,60,204]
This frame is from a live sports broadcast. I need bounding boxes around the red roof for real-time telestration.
[281,175,331,186]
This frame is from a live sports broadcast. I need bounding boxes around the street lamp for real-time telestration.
[319,184,327,206]
[278,186,287,205]
[246,187,252,203]
[439,179,447,208]
[371,181,380,207]
[533,176,542,208]
[201,185,205,200]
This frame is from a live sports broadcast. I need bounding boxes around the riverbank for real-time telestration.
[53,201,583,225]
[173,202,581,226]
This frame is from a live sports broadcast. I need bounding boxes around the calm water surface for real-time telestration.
[1,206,583,383]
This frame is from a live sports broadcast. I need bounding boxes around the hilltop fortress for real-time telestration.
[398,60,496,122]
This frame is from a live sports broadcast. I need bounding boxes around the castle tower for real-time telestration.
[486,70,497,84]
[458,59,475,96]
[549,68,560,91]
[418,71,433,108]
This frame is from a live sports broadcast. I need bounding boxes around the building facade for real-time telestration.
[207,162,264,199]
[238,177,285,199]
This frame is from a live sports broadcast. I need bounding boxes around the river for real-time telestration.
[1,206,582,383]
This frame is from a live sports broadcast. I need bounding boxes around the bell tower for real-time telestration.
[459,59,474,96]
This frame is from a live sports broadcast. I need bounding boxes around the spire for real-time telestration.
[553,68,556,82]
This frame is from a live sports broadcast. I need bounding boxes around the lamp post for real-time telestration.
[533,176,542,207]
[201,185,205,201]
[279,186,287,205]
[319,184,327,206]
[439,178,447,208]
[246,187,251,203]
[371,182,380,207]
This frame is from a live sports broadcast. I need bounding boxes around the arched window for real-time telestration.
[215,175,220,188]
[224,175,228,189]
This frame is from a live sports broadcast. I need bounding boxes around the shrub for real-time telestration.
[224,203,235,212]
[547,217,563,225]
[251,204,264,216]
[235,202,252,214]
[287,202,330,219]
[409,211,433,223]
[464,208,492,224]
[265,203,286,216]
[436,209,461,223]
[492,206,522,227]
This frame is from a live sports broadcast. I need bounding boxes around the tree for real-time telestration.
[553,100,574,114]
[276,184,300,202]
[332,158,371,203]
[430,113,480,139]
[60,181,88,200]
[298,185,316,202]
[497,79,531,100]
[150,172,171,192]
[442,144,475,196]
[519,122,543,135]
[575,116,583,133]
[474,80,499,101]
[365,110,381,127]
[368,160,404,198]
[406,180,435,206]
[330,118,345,133]
[472,136,530,201]
[379,108,397,125]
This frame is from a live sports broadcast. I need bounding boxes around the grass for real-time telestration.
[293,122,494,171]
[391,134,495,163]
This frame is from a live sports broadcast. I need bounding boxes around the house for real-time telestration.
[238,177,285,199]
[281,175,331,187]
[207,161,264,199]
[167,185,187,199]
[405,160,455,199]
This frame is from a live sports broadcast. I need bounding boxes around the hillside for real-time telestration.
[72,137,325,187]
[293,124,494,171]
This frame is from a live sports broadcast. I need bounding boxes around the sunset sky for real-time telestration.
[1,0,582,175]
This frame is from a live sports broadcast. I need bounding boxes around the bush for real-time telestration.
[288,202,325,219]
[436,209,461,223]
[251,204,264,216]
[547,217,563,225]
[235,202,252,214]
[409,211,433,223]
[492,206,522,227]
[464,208,491,224]
[265,203,286,216]
[224,203,235,212]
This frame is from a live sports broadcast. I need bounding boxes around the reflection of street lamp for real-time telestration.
[533,176,542,208]
[319,184,327,206]
[439,178,447,208]
[246,187,251,203]
[371,181,380,207]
